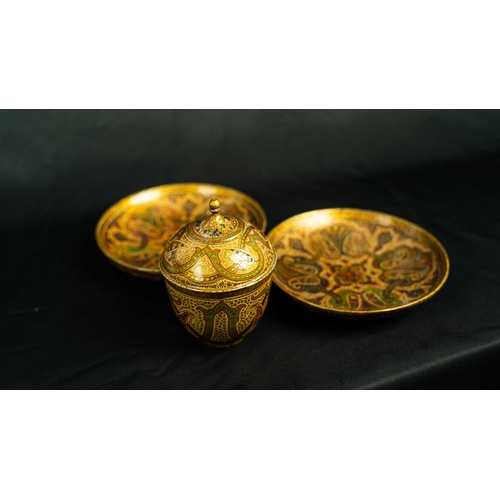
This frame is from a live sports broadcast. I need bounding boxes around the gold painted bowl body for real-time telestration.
[267,208,449,317]
[95,183,267,280]
[159,201,277,347]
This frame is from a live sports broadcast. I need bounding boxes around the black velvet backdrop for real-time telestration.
[2,110,500,389]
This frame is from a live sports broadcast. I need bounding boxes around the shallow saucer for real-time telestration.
[96,183,267,280]
[267,208,450,317]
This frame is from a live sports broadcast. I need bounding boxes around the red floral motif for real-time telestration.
[332,264,372,286]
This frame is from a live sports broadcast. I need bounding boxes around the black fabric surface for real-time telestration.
[1,109,500,389]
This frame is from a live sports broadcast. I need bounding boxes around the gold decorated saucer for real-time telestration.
[267,208,449,317]
[96,184,267,280]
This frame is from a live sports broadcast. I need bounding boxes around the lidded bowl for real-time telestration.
[159,198,277,347]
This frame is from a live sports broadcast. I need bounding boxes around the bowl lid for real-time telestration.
[160,199,277,293]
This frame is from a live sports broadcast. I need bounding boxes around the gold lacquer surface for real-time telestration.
[95,184,267,280]
[160,198,277,346]
[159,201,276,293]
[267,208,450,317]
[166,278,272,347]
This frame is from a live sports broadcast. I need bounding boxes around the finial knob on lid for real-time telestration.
[209,198,221,214]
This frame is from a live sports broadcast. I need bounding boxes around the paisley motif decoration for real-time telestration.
[167,278,272,347]
[160,217,276,292]
[268,209,449,316]
[95,184,267,279]
[160,198,277,347]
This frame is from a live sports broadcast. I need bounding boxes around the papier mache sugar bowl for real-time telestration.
[159,198,277,347]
